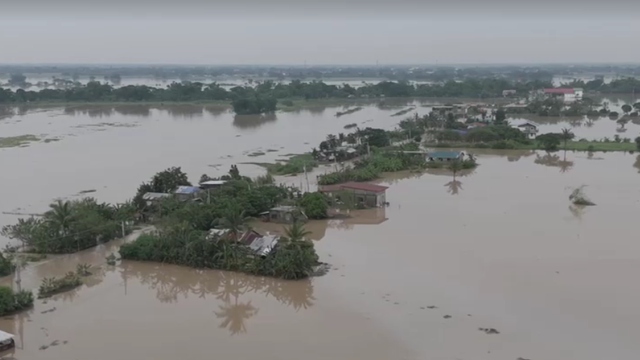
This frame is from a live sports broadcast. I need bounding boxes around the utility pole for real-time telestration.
[304,163,310,192]
[121,221,126,238]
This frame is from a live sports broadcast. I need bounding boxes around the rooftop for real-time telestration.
[174,186,200,194]
[544,88,575,94]
[270,205,300,212]
[427,150,462,159]
[339,182,389,193]
[199,180,227,186]
[142,192,171,200]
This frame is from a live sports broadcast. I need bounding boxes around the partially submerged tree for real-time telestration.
[569,185,596,206]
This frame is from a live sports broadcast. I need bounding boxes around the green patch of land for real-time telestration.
[425,140,636,152]
[244,153,318,175]
[0,134,40,148]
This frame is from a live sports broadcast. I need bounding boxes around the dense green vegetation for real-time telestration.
[120,220,318,280]
[427,125,636,152]
[1,164,322,280]
[1,198,134,254]
[299,192,329,219]
[38,272,83,298]
[0,78,607,106]
[0,286,34,315]
[246,153,318,175]
[0,252,15,277]
[317,146,477,185]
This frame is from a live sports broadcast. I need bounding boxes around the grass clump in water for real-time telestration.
[335,107,363,117]
[38,272,83,298]
[0,134,40,148]
[0,286,34,316]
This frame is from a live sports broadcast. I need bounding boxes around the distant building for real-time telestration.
[426,150,464,161]
[174,186,202,202]
[502,89,517,97]
[208,229,278,256]
[542,88,583,102]
[141,192,171,206]
[319,182,388,208]
[199,180,227,190]
[509,119,540,138]
[260,206,308,224]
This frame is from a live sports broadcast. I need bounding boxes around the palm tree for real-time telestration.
[561,128,574,151]
[219,207,251,240]
[45,200,75,234]
[283,221,311,243]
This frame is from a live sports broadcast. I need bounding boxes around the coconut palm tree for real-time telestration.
[561,128,574,151]
[283,221,311,243]
[44,200,75,235]
[219,207,251,240]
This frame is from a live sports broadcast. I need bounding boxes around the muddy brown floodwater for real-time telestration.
[2,105,640,359]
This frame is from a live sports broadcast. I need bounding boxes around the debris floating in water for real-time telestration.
[569,185,596,206]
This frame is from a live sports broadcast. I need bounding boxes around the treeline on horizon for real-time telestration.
[1,78,640,105]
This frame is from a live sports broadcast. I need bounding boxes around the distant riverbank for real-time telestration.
[425,140,637,152]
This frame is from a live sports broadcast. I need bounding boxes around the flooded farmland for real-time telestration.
[2,103,640,359]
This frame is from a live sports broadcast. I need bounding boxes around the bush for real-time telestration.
[0,252,15,277]
[298,192,328,219]
[38,272,83,298]
[0,286,34,315]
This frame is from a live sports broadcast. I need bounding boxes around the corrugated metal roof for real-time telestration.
[248,235,279,256]
[200,180,227,186]
[427,150,462,159]
[339,182,389,193]
[174,186,200,194]
[142,192,171,200]
[0,330,14,342]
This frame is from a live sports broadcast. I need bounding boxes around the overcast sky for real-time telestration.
[1,0,638,65]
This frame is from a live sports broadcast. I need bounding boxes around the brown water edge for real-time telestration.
[0,229,417,360]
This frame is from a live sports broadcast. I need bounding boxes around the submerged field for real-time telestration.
[1,102,640,359]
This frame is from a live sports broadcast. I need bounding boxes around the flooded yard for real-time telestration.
[1,104,640,359]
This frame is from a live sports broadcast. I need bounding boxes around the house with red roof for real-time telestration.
[319,182,389,208]
[542,88,583,102]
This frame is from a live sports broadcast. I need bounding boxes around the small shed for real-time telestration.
[199,180,227,190]
[426,150,464,161]
[261,206,307,224]
[319,182,388,208]
[142,192,171,206]
[174,186,201,202]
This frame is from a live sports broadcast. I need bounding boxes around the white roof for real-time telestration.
[0,330,14,342]
[200,180,227,186]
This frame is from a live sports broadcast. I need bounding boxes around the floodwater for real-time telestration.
[2,104,640,359]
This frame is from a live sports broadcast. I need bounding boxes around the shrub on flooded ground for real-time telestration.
[0,286,34,316]
[119,222,319,280]
[1,198,135,254]
[317,149,436,185]
[0,252,15,277]
[38,272,83,298]
[298,192,328,219]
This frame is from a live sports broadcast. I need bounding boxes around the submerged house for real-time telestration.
[260,206,308,223]
[426,150,464,161]
[208,229,279,256]
[141,192,171,206]
[319,182,388,208]
[174,186,202,202]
